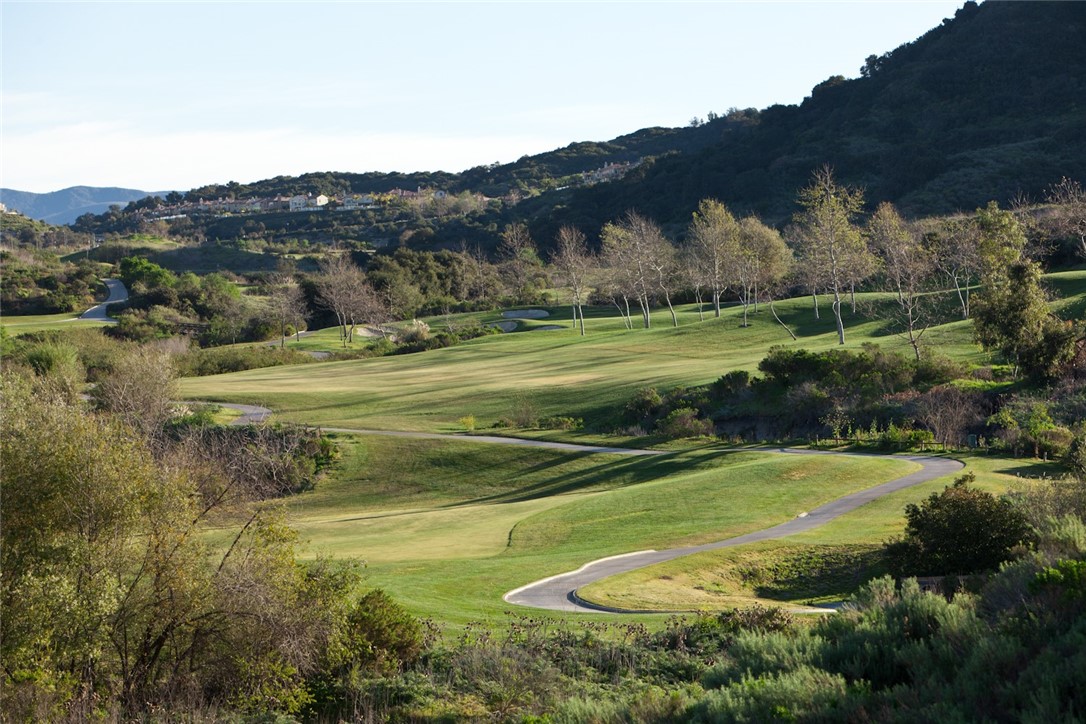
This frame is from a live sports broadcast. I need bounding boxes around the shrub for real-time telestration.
[539,416,582,431]
[657,407,714,439]
[626,387,663,423]
[884,472,1034,576]
[459,415,476,432]
[509,394,539,428]
[177,345,315,377]
[1067,429,1086,477]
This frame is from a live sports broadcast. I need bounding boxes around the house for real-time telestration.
[341,194,375,210]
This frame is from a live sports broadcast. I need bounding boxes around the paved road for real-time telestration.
[207,402,963,614]
[504,449,964,613]
[79,279,128,322]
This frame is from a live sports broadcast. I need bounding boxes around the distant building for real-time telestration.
[341,194,375,210]
[289,194,329,212]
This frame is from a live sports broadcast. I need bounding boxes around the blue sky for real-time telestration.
[3,1,965,193]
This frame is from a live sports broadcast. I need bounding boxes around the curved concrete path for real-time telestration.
[504,449,964,613]
[79,279,128,322]
[208,402,963,614]
[213,403,661,456]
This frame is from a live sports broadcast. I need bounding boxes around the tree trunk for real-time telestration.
[812,291,820,319]
[577,304,585,336]
[850,282,857,313]
[832,291,846,345]
[769,296,797,341]
[713,289,721,318]
[664,291,678,327]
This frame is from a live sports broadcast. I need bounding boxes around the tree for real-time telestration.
[551,225,593,335]
[973,260,1079,380]
[929,216,981,320]
[915,384,981,449]
[790,167,871,344]
[734,215,792,328]
[884,472,1033,576]
[974,201,1028,281]
[1046,176,1086,258]
[498,223,543,302]
[316,255,384,346]
[266,274,308,348]
[869,203,938,360]
[599,211,672,329]
[687,199,740,318]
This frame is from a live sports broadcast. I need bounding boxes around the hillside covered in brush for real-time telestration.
[69,1,1086,254]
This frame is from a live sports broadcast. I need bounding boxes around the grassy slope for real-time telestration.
[188,272,1082,622]
[180,291,991,433]
[1,312,110,335]
[280,434,918,625]
[578,452,1054,610]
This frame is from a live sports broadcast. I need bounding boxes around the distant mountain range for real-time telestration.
[0,186,171,225]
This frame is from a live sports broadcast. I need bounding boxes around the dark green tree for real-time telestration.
[973,260,1079,380]
[885,472,1033,576]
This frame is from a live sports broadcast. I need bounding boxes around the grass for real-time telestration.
[1,311,110,336]
[270,433,922,626]
[182,273,1083,623]
[577,451,1055,611]
[180,291,992,433]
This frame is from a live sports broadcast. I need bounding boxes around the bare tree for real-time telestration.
[916,385,981,449]
[929,216,981,320]
[1046,176,1086,258]
[687,199,739,318]
[551,225,594,335]
[266,274,308,348]
[789,166,871,344]
[316,255,383,346]
[599,212,676,329]
[498,223,542,301]
[868,203,938,360]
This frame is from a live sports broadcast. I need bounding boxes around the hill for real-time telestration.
[0,186,168,225]
[69,2,1086,254]
[539,1,1086,235]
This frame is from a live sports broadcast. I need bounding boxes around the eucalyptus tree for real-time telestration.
[734,215,792,328]
[551,225,594,335]
[789,166,871,345]
[687,199,740,318]
[868,202,937,360]
[600,211,670,329]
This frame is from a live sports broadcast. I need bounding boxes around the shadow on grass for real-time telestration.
[447,442,748,507]
[750,545,887,601]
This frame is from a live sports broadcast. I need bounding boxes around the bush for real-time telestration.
[885,472,1034,576]
[626,387,663,423]
[1067,429,1086,477]
[177,345,315,377]
[657,407,714,439]
[539,416,582,431]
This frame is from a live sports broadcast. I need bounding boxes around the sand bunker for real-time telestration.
[501,309,550,319]
[491,321,518,332]
[532,325,564,331]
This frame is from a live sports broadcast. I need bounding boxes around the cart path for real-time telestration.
[208,402,963,613]
[504,450,964,613]
[217,403,663,455]
[79,279,128,322]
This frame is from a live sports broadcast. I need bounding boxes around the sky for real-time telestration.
[2,1,966,194]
